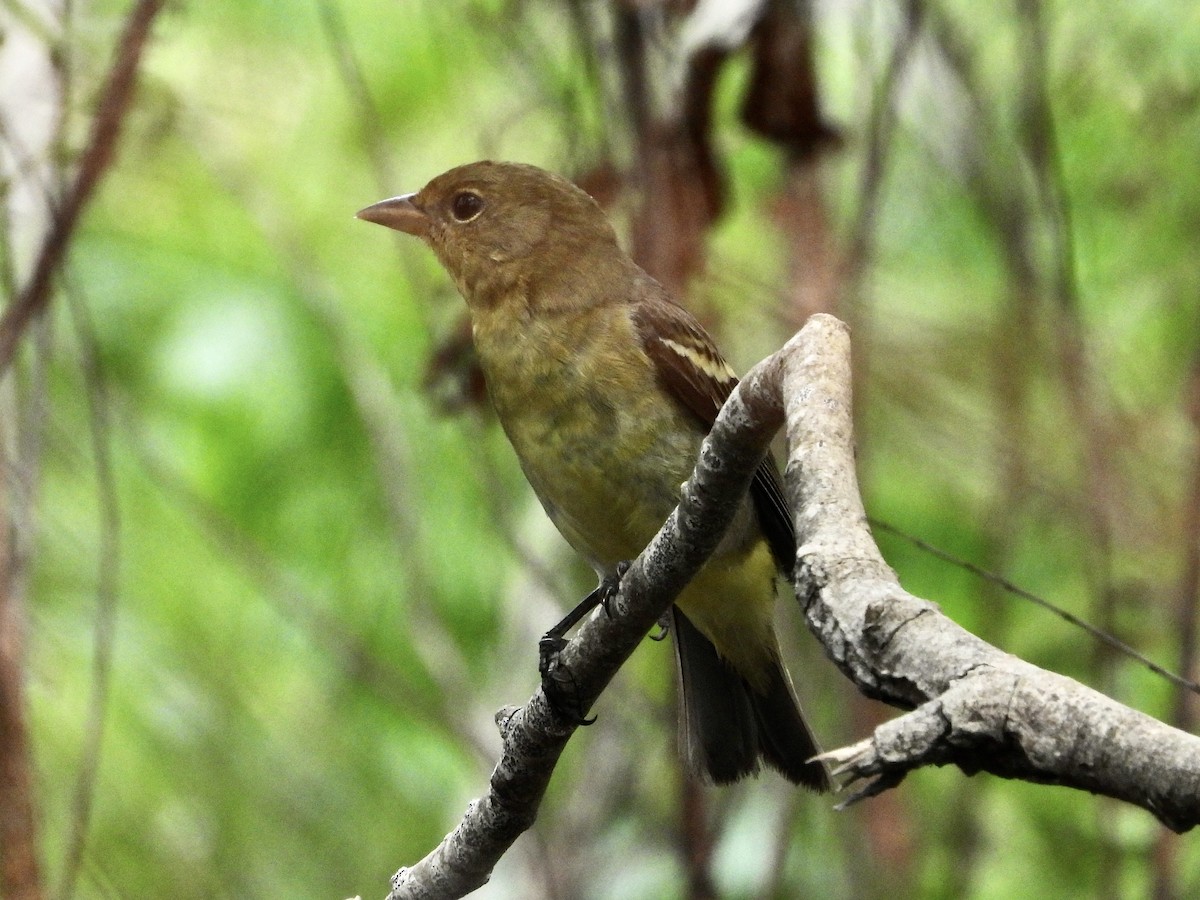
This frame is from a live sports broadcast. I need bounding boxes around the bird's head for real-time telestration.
[357,161,623,308]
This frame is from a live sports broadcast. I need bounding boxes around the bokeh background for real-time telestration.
[3,1,1199,898]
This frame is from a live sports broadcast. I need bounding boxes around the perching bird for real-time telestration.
[357,161,829,789]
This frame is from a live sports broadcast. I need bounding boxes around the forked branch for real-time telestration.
[382,313,1200,900]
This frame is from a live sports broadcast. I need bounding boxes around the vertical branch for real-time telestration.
[841,0,924,297]
[314,0,395,195]
[921,8,1040,894]
[612,2,652,147]
[840,0,924,488]
[1169,352,1200,739]
[614,6,735,891]
[0,3,68,898]
[1015,0,1115,620]
[0,282,51,900]
[679,776,716,900]
[838,4,926,892]
[0,461,43,897]
[0,5,166,894]
[616,3,721,882]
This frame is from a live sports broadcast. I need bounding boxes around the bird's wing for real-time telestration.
[632,297,796,575]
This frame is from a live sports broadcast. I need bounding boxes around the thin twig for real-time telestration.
[0,0,167,376]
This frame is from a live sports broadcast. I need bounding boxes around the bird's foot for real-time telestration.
[599,561,631,619]
[649,611,671,642]
[535,562,631,726]
[538,635,596,726]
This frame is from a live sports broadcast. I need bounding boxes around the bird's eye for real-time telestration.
[450,191,485,222]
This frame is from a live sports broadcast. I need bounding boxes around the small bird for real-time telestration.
[358,161,829,789]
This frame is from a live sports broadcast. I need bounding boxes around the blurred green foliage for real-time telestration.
[5,0,1200,898]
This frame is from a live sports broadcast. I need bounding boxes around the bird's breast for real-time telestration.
[471,303,700,571]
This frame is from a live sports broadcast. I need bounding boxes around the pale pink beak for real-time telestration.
[356,193,430,238]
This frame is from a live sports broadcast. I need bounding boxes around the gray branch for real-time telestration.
[781,315,1200,831]
[380,312,1200,900]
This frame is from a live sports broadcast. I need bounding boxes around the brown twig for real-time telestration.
[1,5,164,897]
[0,335,49,900]
[0,0,167,376]
[0,479,43,897]
[679,775,717,900]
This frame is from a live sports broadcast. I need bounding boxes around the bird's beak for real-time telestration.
[356,193,430,238]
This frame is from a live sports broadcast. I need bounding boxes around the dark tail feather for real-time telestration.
[672,607,831,791]
[672,607,759,783]
[750,656,832,791]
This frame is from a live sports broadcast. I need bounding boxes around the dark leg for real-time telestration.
[537,564,628,674]
[538,564,629,725]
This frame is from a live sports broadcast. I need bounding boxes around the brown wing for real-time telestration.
[632,297,795,576]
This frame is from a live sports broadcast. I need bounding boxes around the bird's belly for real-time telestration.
[511,399,780,686]
[477,321,779,683]
[510,398,699,571]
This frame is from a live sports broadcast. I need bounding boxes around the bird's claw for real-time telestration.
[534,561,632,727]
[538,636,596,726]
[649,612,671,642]
[599,560,631,619]
[538,633,568,679]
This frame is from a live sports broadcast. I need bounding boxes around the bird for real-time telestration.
[357,160,830,790]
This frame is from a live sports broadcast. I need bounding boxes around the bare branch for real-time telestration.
[380,313,1200,899]
[783,316,1200,833]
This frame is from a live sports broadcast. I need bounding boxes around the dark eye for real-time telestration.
[450,191,484,222]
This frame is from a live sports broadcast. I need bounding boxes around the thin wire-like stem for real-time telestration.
[872,519,1200,695]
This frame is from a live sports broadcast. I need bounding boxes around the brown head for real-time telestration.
[357,161,625,308]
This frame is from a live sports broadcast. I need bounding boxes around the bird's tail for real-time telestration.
[671,607,831,790]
